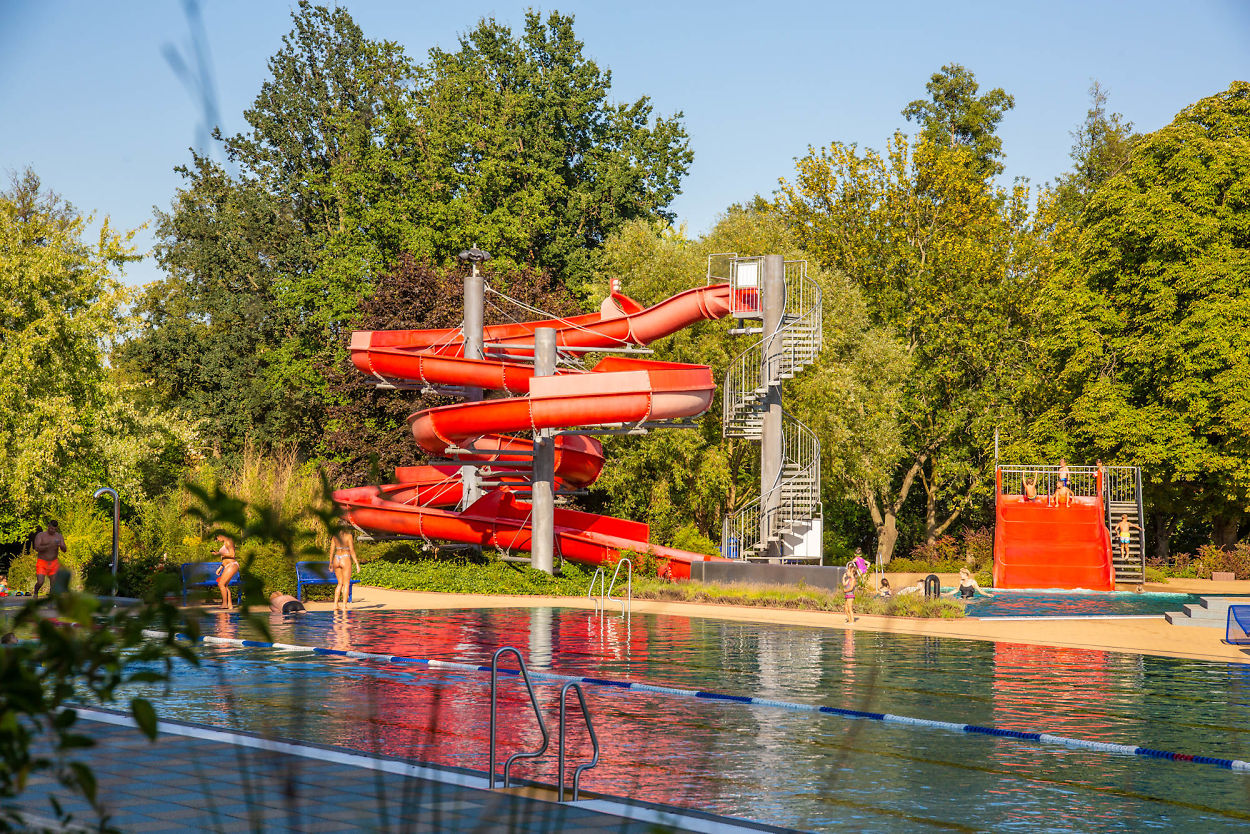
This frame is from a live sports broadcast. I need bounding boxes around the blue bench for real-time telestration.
[181,561,241,605]
[296,561,359,602]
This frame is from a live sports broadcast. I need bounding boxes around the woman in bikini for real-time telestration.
[213,534,239,610]
[329,528,359,613]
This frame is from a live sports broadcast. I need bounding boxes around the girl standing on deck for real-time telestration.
[842,562,858,624]
[329,528,359,613]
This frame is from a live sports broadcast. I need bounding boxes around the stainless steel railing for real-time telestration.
[606,558,632,616]
[488,647,549,789]
[557,681,599,802]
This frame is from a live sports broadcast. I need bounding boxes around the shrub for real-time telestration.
[668,524,718,556]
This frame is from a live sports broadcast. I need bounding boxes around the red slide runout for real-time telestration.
[992,470,1115,590]
[333,284,735,578]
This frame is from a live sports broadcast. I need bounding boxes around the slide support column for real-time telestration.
[531,328,556,574]
[761,254,785,561]
[461,257,485,508]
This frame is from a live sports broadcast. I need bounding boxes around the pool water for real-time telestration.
[123,608,1250,832]
[964,591,1207,618]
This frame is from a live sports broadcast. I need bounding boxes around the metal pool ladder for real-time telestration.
[558,681,599,802]
[488,647,549,789]
[587,567,606,614]
[607,558,632,616]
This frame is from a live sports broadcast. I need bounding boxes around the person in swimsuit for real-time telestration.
[329,528,359,613]
[32,520,67,599]
[950,567,993,599]
[841,561,858,624]
[269,591,306,615]
[213,534,239,610]
[877,577,892,598]
[1052,482,1075,508]
[1115,514,1140,563]
[1023,476,1042,503]
[1057,459,1070,489]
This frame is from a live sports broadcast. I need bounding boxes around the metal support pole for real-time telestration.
[460,258,486,508]
[93,487,119,596]
[760,254,785,562]
[531,328,556,574]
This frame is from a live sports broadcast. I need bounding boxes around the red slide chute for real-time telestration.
[992,470,1115,591]
[333,284,735,578]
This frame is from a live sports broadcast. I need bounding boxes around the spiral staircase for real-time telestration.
[716,257,823,561]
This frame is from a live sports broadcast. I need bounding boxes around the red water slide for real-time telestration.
[992,470,1115,590]
[332,284,735,578]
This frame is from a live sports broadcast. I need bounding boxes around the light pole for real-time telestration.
[93,487,119,597]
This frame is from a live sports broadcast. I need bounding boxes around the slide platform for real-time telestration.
[993,493,1115,591]
[333,284,736,578]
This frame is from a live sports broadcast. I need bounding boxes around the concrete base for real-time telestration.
[687,561,847,593]
[1164,596,1245,628]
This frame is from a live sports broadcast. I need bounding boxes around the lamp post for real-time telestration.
[93,487,119,597]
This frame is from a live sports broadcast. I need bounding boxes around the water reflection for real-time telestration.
[124,609,1250,832]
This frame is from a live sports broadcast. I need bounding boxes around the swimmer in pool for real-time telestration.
[950,567,993,599]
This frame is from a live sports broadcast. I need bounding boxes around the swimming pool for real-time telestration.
[122,608,1250,831]
[964,591,1207,618]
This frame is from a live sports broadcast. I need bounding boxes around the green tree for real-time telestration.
[776,129,1041,561]
[405,10,692,293]
[1031,81,1250,551]
[588,207,899,555]
[118,156,311,454]
[902,63,1015,178]
[1050,81,1137,223]
[0,172,129,541]
[128,3,693,460]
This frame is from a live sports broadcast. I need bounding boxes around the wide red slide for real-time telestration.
[333,283,735,578]
[992,471,1115,591]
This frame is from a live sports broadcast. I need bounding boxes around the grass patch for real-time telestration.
[357,553,965,617]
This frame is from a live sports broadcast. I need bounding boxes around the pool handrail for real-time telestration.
[558,680,600,802]
[606,558,632,616]
[489,647,550,789]
[587,567,606,615]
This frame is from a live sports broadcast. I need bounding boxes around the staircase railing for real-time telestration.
[719,259,823,561]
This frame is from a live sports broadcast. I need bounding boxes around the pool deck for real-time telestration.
[9,707,792,834]
[315,580,1250,665]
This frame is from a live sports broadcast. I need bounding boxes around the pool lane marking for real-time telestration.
[142,629,1250,774]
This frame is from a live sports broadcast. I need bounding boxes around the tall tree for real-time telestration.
[776,127,1040,561]
[902,63,1015,178]
[0,172,195,543]
[118,156,311,453]
[405,10,693,294]
[1031,81,1250,551]
[1050,81,1136,223]
[126,3,693,460]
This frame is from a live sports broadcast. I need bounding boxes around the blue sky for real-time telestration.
[2,0,1247,288]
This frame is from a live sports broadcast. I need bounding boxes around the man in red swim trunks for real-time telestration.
[32,520,67,598]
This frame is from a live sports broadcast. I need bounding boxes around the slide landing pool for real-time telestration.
[333,283,735,578]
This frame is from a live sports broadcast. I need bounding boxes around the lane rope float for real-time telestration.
[140,628,1250,774]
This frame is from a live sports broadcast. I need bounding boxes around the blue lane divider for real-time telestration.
[142,629,1250,774]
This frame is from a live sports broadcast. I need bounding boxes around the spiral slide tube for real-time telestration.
[333,284,735,578]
